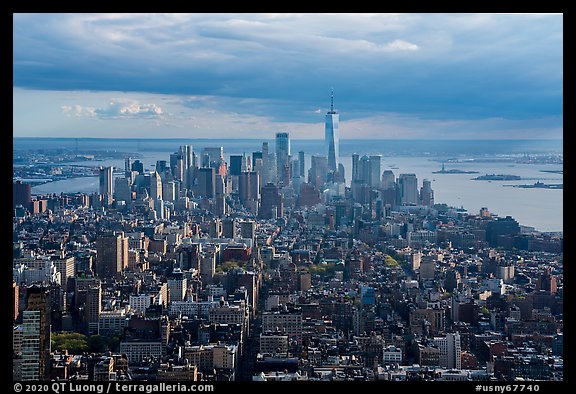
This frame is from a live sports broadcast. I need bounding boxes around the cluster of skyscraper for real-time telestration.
[94,91,434,227]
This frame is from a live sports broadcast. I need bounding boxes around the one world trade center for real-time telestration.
[325,89,340,172]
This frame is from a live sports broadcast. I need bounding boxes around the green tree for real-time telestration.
[220,261,240,272]
[309,262,339,277]
[106,335,120,352]
[51,332,88,354]
[384,255,399,268]
[87,334,106,353]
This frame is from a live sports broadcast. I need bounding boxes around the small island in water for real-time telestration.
[540,169,563,174]
[504,181,562,189]
[472,174,522,181]
[432,163,479,174]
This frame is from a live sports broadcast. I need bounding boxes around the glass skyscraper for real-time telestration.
[398,173,419,205]
[99,166,114,198]
[325,90,339,172]
[275,132,290,180]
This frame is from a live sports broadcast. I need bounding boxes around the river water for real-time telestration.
[21,138,562,232]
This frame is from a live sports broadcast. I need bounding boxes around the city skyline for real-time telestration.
[13,13,562,140]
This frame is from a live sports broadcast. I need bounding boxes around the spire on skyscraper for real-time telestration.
[331,88,334,112]
[329,88,337,114]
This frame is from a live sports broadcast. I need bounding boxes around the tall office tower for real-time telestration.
[261,142,270,184]
[96,232,128,279]
[13,281,19,321]
[168,272,187,302]
[291,159,301,180]
[398,173,419,205]
[191,151,198,169]
[260,182,283,220]
[21,285,51,381]
[268,153,277,184]
[98,166,114,199]
[156,160,167,174]
[369,155,382,187]
[200,247,216,285]
[85,283,102,334]
[485,216,520,247]
[352,153,360,182]
[238,171,250,203]
[114,177,132,204]
[214,175,227,216]
[279,156,291,185]
[262,142,269,163]
[179,145,194,189]
[176,238,202,271]
[13,180,32,209]
[381,171,397,208]
[52,255,75,292]
[434,332,462,370]
[74,276,99,313]
[240,220,257,242]
[169,152,183,182]
[229,155,243,176]
[308,155,328,190]
[150,171,163,200]
[381,170,396,190]
[202,147,224,169]
[298,151,305,177]
[239,171,260,205]
[248,171,262,200]
[177,241,200,271]
[223,217,236,239]
[335,163,346,183]
[125,157,132,175]
[252,150,263,166]
[209,218,222,238]
[185,146,196,189]
[131,160,144,175]
[358,155,371,183]
[275,132,290,181]
[298,182,321,207]
[252,158,264,190]
[243,155,252,172]
[536,267,557,294]
[154,198,166,220]
[420,179,434,207]
[325,89,340,172]
[163,180,177,202]
[197,167,216,198]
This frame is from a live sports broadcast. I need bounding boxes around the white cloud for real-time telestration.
[383,39,419,51]
[62,98,163,119]
[60,104,95,117]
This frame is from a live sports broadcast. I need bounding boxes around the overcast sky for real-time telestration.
[13,13,563,139]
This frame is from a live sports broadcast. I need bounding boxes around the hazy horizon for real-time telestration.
[13,137,563,158]
[12,136,565,140]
